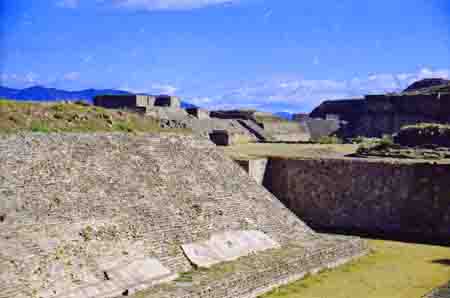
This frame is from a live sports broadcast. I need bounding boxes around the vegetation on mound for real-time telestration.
[0,99,191,134]
[352,126,450,160]
[355,135,396,154]
[261,239,450,298]
[395,123,450,148]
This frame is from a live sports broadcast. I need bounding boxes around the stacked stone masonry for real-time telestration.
[0,133,367,298]
[425,281,450,298]
[309,92,450,138]
[264,157,450,243]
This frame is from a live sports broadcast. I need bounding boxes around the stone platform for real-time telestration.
[0,133,367,298]
[425,281,450,298]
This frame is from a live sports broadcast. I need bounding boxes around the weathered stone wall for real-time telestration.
[235,158,268,185]
[186,108,210,119]
[261,122,311,142]
[304,119,341,140]
[154,95,181,108]
[93,95,144,110]
[310,93,450,138]
[93,94,181,111]
[0,133,368,298]
[264,158,450,243]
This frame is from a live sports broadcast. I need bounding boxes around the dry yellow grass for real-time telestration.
[224,143,358,160]
[261,240,450,298]
[0,99,190,134]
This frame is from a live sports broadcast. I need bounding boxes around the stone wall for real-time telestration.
[261,122,311,142]
[235,158,268,185]
[304,118,341,140]
[425,280,450,298]
[93,94,181,111]
[186,108,210,119]
[309,93,450,138]
[0,133,366,298]
[93,95,151,111]
[264,158,450,243]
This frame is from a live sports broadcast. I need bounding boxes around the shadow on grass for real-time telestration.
[431,259,450,266]
[311,226,450,247]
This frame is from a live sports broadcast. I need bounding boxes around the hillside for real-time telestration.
[403,78,450,93]
[0,99,190,134]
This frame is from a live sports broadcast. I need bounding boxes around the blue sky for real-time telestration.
[1,0,449,112]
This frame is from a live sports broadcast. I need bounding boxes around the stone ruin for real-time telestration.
[186,107,210,119]
[306,78,450,139]
[93,94,182,112]
[0,133,367,298]
[93,95,312,144]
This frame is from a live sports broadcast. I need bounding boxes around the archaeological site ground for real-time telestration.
[0,78,449,298]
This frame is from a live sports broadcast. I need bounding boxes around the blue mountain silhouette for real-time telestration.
[0,85,196,108]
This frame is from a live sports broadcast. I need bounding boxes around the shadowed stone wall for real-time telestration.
[310,93,450,138]
[264,158,450,243]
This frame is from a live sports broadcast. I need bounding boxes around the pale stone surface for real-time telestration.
[38,257,176,298]
[0,133,367,298]
[235,159,268,185]
[182,230,280,268]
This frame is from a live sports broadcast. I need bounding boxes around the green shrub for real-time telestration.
[30,121,50,133]
[315,135,343,144]
[112,121,134,132]
[395,123,450,147]
[356,135,395,155]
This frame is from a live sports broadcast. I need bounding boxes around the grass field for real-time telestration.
[0,99,190,134]
[224,142,358,160]
[261,239,450,298]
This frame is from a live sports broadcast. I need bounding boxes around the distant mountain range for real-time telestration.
[0,85,196,108]
[0,85,298,117]
[273,112,294,120]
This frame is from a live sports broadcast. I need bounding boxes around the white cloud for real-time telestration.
[1,72,40,87]
[116,82,178,95]
[189,96,213,105]
[63,72,81,81]
[184,67,450,112]
[108,0,237,11]
[150,83,178,95]
[56,0,79,8]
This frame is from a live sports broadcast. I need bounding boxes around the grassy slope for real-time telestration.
[0,99,189,134]
[262,240,450,298]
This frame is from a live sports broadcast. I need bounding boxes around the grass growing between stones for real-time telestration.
[0,99,191,134]
[261,240,450,298]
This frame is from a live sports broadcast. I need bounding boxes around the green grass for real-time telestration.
[0,99,191,134]
[314,135,343,144]
[261,240,450,298]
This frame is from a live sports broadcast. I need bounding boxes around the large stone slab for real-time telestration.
[39,257,176,298]
[182,230,280,268]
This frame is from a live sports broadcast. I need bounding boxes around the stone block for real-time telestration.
[181,230,280,268]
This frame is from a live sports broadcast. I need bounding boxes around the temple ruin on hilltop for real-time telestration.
[300,78,450,138]
[93,95,312,144]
